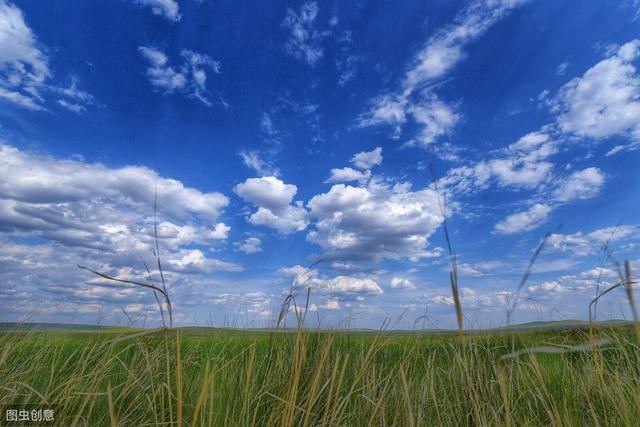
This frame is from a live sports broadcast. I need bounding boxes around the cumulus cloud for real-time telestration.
[494,203,552,235]
[525,266,620,311]
[351,147,382,170]
[0,144,228,225]
[310,275,383,297]
[456,261,502,277]
[359,0,526,147]
[390,277,416,289]
[167,248,242,273]
[442,39,640,235]
[138,46,222,106]
[444,131,557,194]
[0,145,243,325]
[0,144,236,271]
[325,147,382,184]
[326,167,371,184]
[281,2,328,66]
[547,225,639,256]
[552,40,640,152]
[236,237,262,254]
[493,166,604,234]
[552,167,605,202]
[443,126,604,235]
[0,144,237,274]
[307,178,443,261]
[134,0,181,22]
[234,176,309,234]
[281,266,382,299]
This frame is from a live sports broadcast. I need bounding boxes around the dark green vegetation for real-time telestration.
[1,324,639,426]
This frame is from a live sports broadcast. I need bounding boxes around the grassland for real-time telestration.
[1,324,639,426]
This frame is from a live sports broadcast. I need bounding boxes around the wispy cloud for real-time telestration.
[0,1,94,113]
[281,2,329,66]
[134,0,181,22]
[0,0,49,110]
[359,0,527,149]
[240,150,280,177]
[138,46,223,106]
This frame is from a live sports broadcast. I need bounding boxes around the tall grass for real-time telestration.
[1,326,639,426]
[5,188,637,425]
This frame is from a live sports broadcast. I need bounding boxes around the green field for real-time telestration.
[1,324,639,426]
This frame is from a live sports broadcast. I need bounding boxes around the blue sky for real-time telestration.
[1,0,639,328]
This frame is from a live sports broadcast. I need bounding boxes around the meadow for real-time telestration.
[1,324,639,426]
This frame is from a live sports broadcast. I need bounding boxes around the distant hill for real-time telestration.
[0,322,128,332]
[495,319,634,332]
[0,319,634,333]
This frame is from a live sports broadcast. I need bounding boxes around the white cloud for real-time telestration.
[234,176,309,234]
[430,287,496,309]
[320,299,340,310]
[556,60,569,76]
[444,131,556,193]
[390,277,416,289]
[307,178,443,261]
[240,150,280,177]
[0,144,228,226]
[311,275,383,297]
[552,40,640,152]
[326,167,371,184]
[236,237,262,254]
[153,221,229,246]
[494,203,552,235]
[138,46,222,106]
[0,144,233,266]
[403,0,527,89]
[526,266,620,301]
[407,94,460,146]
[351,147,382,170]
[547,225,639,256]
[0,2,94,112]
[280,265,382,300]
[456,261,502,277]
[0,0,49,110]
[234,176,297,212]
[281,2,328,66]
[134,0,181,22]
[0,145,243,325]
[279,264,317,280]
[50,76,95,113]
[167,249,242,273]
[359,0,526,146]
[493,167,604,235]
[552,167,605,202]
[444,128,603,235]
[358,94,407,132]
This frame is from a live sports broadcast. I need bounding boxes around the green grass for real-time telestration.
[1,325,639,426]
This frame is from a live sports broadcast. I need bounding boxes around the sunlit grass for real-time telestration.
[1,325,639,426]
